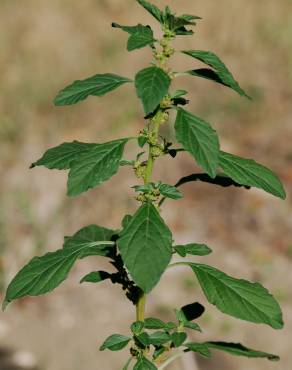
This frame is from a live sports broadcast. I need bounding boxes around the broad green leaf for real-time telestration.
[135,67,171,114]
[54,74,132,106]
[80,271,111,284]
[67,138,129,197]
[3,225,115,308]
[206,342,279,361]
[182,50,250,99]
[144,317,166,330]
[100,334,131,351]
[181,302,205,321]
[118,203,172,293]
[175,173,250,189]
[136,0,164,23]
[148,331,170,346]
[131,321,145,335]
[134,357,158,370]
[159,184,183,200]
[188,263,283,329]
[174,243,212,257]
[219,151,286,199]
[175,108,220,178]
[31,141,95,170]
[121,215,133,230]
[171,332,187,347]
[112,23,155,51]
[184,342,211,358]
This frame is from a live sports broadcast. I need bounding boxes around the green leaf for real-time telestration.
[183,322,202,331]
[175,108,220,178]
[54,74,132,106]
[182,50,250,99]
[184,343,211,358]
[67,138,129,197]
[163,9,200,36]
[112,23,155,51]
[144,317,166,330]
[159,184,183,200]
[148,331,171,346]
[174,243,212,257]
[136,332,151,347]
[31,141,95,170]
[135,67,171,114]
[3,225,115,307]
[171,332,187,347]
[171,90,188,99]
[80,271,111,284]
[121,215,133,229]
[131,321,145,335]
[153,346,166,360]
[118,203,172,293]
[175,173,251,190]
[136,0,164,23]
[100,334,131,351]
[206,342,279,361]
[219,151,286,199]
[188,263,284,329]
[134,356,158,370]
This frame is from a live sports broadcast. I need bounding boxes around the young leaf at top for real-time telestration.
[174,243,212,257]
[118,202,172,293]
[3,225,116,308]
[135,67,171,115]
[31,141,95,170]
[54,74,132,106]
[175,108,220,178]
[67,138,129,197]
[219,151,286,199]
[205,342,279,361]
[136,0,164,24]
[100,334,131,351]
[159,183,183,200]
[112,23,155,51]
[182,50,251,99]
[188,263,283,329]
[163,7,201,36]
[134,356,158,370]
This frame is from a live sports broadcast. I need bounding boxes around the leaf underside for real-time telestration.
[118,203,172,293]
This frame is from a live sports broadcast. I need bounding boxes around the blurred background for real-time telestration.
[0,1,291,369]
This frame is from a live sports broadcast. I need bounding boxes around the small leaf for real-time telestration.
[144,317,166,330]
[136,332,151,347]
[165,322,176,331]
[135,67,171,114]
[183,50,250,99]
[31,141,95,170]
[175,108,220,178]
[189,263,284,329]
[183,322,202,332]
[153,346,166,360]
[219,151,286,199]
[131,321,145,335]
[80,271,111,284]
[100,334,131,351]
[3,225,115,307]
[206,342,279,361]
[118,203,172,293]
[112,23,155,51]
[134,356,158,370]
[181,302,205,321]
[175,172,251,189]
[67,138,129,197]
[171,332,187,347]
[171,90,188,99]
[148,331,171,346]
[159,184,183,200]
[184,343,211,358]
[54,74,132,106]
[174,243,212,257]
[136,0,164,23]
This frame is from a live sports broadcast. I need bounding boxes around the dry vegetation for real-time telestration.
[0,1,291,369]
